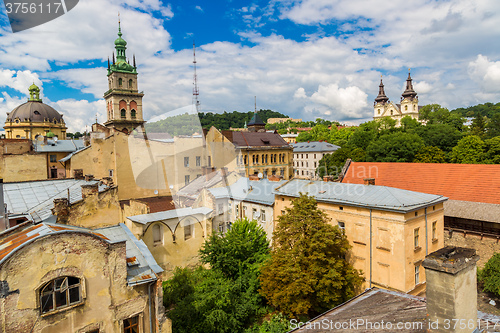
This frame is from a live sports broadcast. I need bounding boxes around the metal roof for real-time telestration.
[127,206,213,225]
[4,179,108,222]
[34,139,85,153]
[97,223,163,286]
[209,177,286,206]
[176,170,231,199]
[291,141,340,153]
[274,179,447,213]
[0,222,161,286]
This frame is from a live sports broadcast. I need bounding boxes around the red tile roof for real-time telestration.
[341,162,500,204]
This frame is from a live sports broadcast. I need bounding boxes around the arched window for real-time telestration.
[131,109,136,119]
[121,109,126,119]
[390,110,393,116]
[118,78,123,86]
[153,224,162,244]
[405,105,408,111]
[184,220,193,240]
[378,109,380,114]
[40,276,82,314]
[129,79,133,88]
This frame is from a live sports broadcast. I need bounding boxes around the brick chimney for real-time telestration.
[53,198,69,224]
[73,169,84,180]
[81,183,99,198]
[84,174,94,181]
[363,178,375,185]
[422,246,479,333]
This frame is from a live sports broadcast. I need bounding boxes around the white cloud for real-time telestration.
[195,5,203,12]
[468,54,500,93]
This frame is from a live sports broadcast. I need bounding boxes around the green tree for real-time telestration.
[413,146,446,163]
[365,132,425,162]
[483,136,500,164]
[245,313,291,333]
[471,115,487,138]
[449,135,485,164]
[486,114,500,138]
[347,121,379,150]
[480,253,500,297]
[259,194,363,317]
[420,104,465,130]
[317,147,365,178]
[417,123,463,152]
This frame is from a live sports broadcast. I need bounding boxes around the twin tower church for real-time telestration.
[3,22,422,139]
[4,22,145,140]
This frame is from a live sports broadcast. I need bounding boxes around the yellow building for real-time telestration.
[0,222,170,332]
[273,179,447,294]
[373,71,421,126]
[4,83,67,139]
[267,117,302,124]
[205,126,294,179]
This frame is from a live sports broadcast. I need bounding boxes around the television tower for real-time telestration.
[192,41,201,113]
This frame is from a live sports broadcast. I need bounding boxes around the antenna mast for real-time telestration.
[193,41,201,113]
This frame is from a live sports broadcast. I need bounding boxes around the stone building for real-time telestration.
[4,83,67,140]
[291,141,340,179]
[373,71,421,126]
[0,221,170,332]
[273,179,447,294]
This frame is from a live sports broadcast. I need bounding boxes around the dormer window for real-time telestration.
[34,111,40,115]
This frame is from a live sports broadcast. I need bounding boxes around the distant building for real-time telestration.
[274,179,447,294]
[280,133,298,144]
[247,111,266,132]
[373,71,421,126]
[291,141,340,179]
[267,117,302,124]
[4,83,67,140]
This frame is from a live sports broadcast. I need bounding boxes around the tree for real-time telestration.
[483,136,500,164]
[486,114,500,139]
[365,132,425,162]
[245,313,291,333]
[471,115,487,138]
[347,121,379,150]
[259,194,363,317]
[317,147,365,178]
[420,104,465,130]
[417,123,463,152]
[449,135,485,164]
[479,253,500,297]
[413,146,446,163]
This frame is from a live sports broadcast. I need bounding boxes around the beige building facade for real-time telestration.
[273,179,447,294]
[292,141,339,179]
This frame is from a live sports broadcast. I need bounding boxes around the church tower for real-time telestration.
[400,69,419,120]
[103,20,145,134]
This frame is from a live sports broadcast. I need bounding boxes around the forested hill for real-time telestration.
[452,102,500,118]
[144,109,288,136]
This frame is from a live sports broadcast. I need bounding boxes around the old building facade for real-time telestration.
[292,141,339,179]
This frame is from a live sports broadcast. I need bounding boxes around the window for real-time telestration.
[184,175,190,185]
[281,210,285,215]
[415,265,420,285]
[118,78,123,86]
[153,224,162,244]
[378,108,380,114]
[184,223,192,240]
[252,155,255,164]
[50,154,57,163]
[196,156,201,166]
[414,228,419,248]
[123,315,139,333]
[243,206,247,218]
[121,109,126,119]
[109,169,114,177]
[218,204,224,215]
[432,221,437,240]
[129,79,133,88]
[314,162,317,168]
[256,155,259,164]
[208,156,212,167]
[338,221,345,230]
[131,109,136,119]
[306,154,308,158]
[405,105,408,111]
[261,210,266,221]
[184,157,189,167]
[314,154,316,159]
[40,276,82,314]
[390,110,393,116]
[252,208,258,219]
[235,205,239,217]
[339,206,343,211]
[415,211,418,216]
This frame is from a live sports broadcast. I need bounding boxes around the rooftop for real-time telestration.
[127,206,213,225]
[34,139,85,153]
[341,162,500,205]
[291,141,340,152]
[274,179,447,213]
[224,131,290,148]
[209,177,286,206]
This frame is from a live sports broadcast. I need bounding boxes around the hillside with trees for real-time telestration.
[145,109,288,135]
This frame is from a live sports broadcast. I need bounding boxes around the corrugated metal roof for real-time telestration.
[209,177,286,206]
[176,170,229,199]
[291,141,340,152]
[97,223,163,286]
[34,139,85,153]
[275,179,447,213]
[4,179,108,222]
[127,206,213,224]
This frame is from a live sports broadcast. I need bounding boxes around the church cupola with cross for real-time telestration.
[103,19,144,134]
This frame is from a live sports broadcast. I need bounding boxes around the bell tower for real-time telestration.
[104,19,145,134]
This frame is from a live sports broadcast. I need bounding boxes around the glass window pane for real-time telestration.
[55,290,68,308]
[68,277,79,286]
[41,294,53,313]
[69,286,80,304]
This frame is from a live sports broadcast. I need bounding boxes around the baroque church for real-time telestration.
[373,71,421,126]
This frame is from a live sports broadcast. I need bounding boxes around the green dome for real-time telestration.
[46,131,55,138]
[29,83,40,92]
[115,36,127,47]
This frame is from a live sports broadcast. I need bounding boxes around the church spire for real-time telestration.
[108,18,137,75]
[402,68,417,100]
[374,76,389,105]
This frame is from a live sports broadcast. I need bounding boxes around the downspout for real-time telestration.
[369,208,372,288]
[148,281,154,333]
[425,207,428,255]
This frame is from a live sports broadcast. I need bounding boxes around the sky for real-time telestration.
[1,0,500,132]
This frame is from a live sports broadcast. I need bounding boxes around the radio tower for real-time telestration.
[192,41,201,113]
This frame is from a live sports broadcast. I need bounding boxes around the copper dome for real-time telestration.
[6,101,64,123]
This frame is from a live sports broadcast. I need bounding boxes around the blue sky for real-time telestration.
[0,0,500,132]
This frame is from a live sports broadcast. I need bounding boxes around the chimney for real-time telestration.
[43,136,48,145]
[84,174,94,181]
[220,167,228,177]
[81,183,99,198]
[0,179,5,231]
[363,178,375,185]
[422,246,479,333]
[73,169,84,180]
[53,198,69,224]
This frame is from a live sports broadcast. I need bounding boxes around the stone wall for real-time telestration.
[445,230,500,267]
[0,153,47,182]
